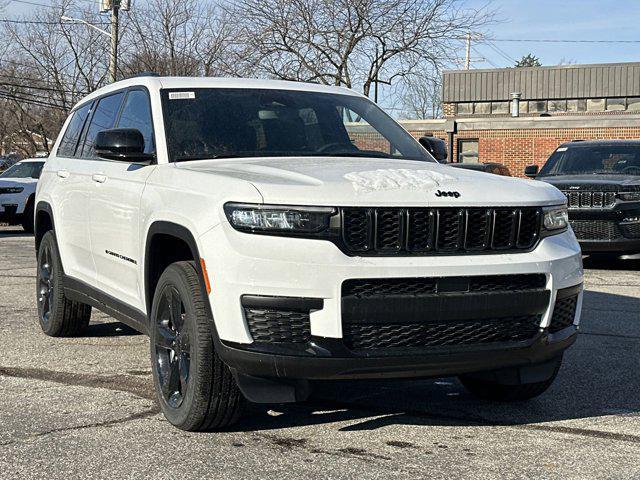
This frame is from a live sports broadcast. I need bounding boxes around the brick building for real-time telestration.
[396,62,640,176]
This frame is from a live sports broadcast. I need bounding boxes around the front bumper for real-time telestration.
[218,327,577,381]
[200,224,583,342]
[199,224,582,388]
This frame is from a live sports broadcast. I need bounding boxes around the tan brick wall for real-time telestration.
[442,103,456,117]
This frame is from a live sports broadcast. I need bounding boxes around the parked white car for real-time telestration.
[0,158,45,232]
[35,76,583,431]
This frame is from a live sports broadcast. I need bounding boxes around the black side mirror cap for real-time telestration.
[524,165,539,178]
[95,128,155,163]
[418,136,448,162]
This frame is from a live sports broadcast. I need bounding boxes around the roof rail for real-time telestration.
[127,71,160,79]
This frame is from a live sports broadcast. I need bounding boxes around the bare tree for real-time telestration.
[400,73,442,119]
[121,0,239,77]
[230,0,494,97]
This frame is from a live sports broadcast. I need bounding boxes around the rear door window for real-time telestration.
[57,103,91,157]
[80,92,125,159]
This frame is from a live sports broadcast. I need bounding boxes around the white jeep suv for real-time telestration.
[35,76,583,431]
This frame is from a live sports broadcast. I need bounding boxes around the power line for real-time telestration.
[490,38,640,44]
[0,78,88,95]
[0,91,66,110]
[6,0,61,9]
[0,17,109,25]
[482,40,517,64]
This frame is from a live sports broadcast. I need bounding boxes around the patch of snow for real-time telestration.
[344,168,455,194]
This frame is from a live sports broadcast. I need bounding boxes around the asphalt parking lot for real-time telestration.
[1,225,639,479]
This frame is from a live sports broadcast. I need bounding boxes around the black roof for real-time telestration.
[559,139,640,148]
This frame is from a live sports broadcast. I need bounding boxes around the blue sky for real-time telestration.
[467,0,640,68]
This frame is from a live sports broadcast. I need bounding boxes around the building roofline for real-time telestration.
[443,60,640,75]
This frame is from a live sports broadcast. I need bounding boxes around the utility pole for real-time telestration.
[108,2,119,83]
[374,45,379,104]
[465,32,471,70]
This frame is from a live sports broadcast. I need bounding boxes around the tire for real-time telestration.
[21,196,34,233]
[36,230,91,336]
[459,357,562,402]
[149,261,244,431]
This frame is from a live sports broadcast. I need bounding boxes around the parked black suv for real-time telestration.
[526,140,640,254]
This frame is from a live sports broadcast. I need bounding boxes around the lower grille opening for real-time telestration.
[343,315,542,353]
[570,220,622,241]
[244,307,311,344]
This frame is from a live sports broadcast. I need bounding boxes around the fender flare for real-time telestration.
[144,221,212,318]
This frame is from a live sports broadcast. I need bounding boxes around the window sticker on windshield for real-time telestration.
[169,91,195,100]
[556,147,568,152]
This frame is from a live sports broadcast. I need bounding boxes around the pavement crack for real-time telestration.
[0,366,156,401]
[31,408,160,439]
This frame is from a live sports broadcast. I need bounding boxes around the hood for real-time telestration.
[178,157,565,207]
[538,174,640,190]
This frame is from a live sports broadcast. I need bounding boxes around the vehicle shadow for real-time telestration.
[583,254,640,271]
[0,227,33,239]
[84,321,141,337]
[229,288,640,433]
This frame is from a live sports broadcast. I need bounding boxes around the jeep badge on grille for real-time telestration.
[435,190,461,198]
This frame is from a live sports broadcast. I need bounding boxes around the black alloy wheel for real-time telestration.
[153,285,192,409]
[35,230,91,336]
[37,240,54,327]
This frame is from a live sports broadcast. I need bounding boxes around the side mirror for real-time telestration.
[419,136,448,162]
[524,165,539,178]
[95,129,154,162]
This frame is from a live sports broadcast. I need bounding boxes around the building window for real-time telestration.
[567,99,587,112]
[606,98,626,111]
[458,139,479,163]
[529,100,547,113]
[519,101,529,114]
[491,102,509,114]
[548,100,567,112]
[474,102,491,115]
[627,98,640,111]
[457,103,473,115]
[586,98,605,111]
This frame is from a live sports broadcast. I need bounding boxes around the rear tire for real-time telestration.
[36,230,91,336]
[149,261,244,431]
[459,357,562,402]
[21,196,34,233]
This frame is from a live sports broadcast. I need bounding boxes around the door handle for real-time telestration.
[92,173,107,184]
[57,170,70,179]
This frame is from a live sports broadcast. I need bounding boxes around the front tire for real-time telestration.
[36,230,91,336]
[459,356,562,402]
[149,261,244,431]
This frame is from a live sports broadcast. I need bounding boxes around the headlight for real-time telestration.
[618,192,640,202]
[542,205,569,234]
[224,203,336,234]
[0,187,24,194]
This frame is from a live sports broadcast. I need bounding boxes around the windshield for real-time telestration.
[0,161,44,179]
[539,145,640,176]
[160,88,433,163]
